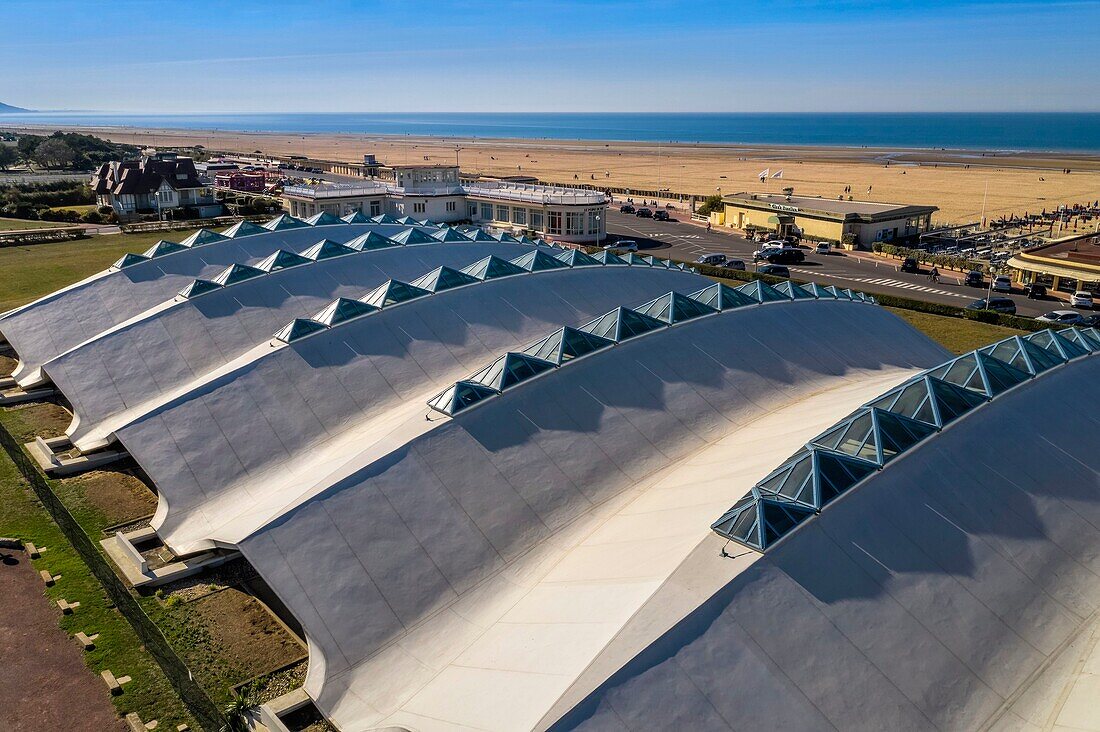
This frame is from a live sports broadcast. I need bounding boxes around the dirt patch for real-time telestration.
[0,549,124,731]
[249,659,307,704]
[0,352,15,378]
[61,470,156,528]
[1,401,72,441]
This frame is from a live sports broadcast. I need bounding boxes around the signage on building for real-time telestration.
[769,203,800,213]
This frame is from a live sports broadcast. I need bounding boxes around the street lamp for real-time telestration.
[596,214,602,250]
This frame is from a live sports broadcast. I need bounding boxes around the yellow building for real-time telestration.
[721,192,936,248]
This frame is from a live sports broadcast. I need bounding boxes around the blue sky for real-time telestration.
[2,0,1098,112]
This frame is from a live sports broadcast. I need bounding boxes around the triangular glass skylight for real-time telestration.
[465,228,498,242]
[256,249,311,272]
[273,318,327,343]
[758,451,816,507]
[410,266,480,293]
[345,231,399,251]
[976,351,1031,395]
[432,227,472,242]
[519,236,539,246]
[866,377,938,426]
[554,249,602,267]
[469,352,556,391]
[211,263,265,286]
[758,496,817,548]
[460,255,527,281]
[178,279,222,299]
[592,250,628,266]
[221,220,266,238]
[711,492,764,549]
[774,281,816,300]
[394,216,419,225]
[390,227,436,245]
[112,253,150,269]
[301,239,356,260]
[304,211,342,226]
[142,240,186,258]
[312,297,378,326]
[370,213,398,224]
[522,326,614,365]
[635,292,718,324]
[927,376,988,425]
[493,231,521,243]
[813,449,878,505]
[180,228,228,247]
[688,283,758,311]
[341,211,370,224]
[871,409,937,461]
[734,280,789,303]
[806,282,837,299]
[427,380,498,416]
[579,307,666,342]
[360,280,431,308]
[263,214,309,231]
[510,250,570,272]
[1050,330,1090,359]
[1061,327,1100,354]
[1077,327,1100,350]
[622,253,652,266]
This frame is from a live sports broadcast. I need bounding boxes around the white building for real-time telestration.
[4,217,1100,732]
[282,165,608,243]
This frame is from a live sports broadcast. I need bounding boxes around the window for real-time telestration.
[468,202,478,218]
[413,202,426,214]
[547,210,562,234]
[480,202,493,220]
[446,201,457,212]
[530,211,544,231]
[496,205,509,221]
[566,211,583,235]
[512,207,526,225]
[587,209,599,234]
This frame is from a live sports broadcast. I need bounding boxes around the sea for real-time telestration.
[1,112,1099,153]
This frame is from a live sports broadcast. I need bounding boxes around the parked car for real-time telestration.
[763,248,805,264]
[991,275,1012,293]
[619,204,635,214]
[653,210,671,221]
[966,297,1016,315]
[723,258,746,271]
[814,242,831,255]
[696,253,728,266]
[964,270,985,287]
[1082,313,1100,327]
[757,264,790,278]
[1036,310,1085,325]
[1070,290,1094,309]
[635,208,653,218]
[605,239,638,252]
[1023,282,1047,299]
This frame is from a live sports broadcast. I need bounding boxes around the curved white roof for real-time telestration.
[0,222,423,386]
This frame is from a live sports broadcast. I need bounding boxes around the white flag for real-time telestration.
[758,168,770,179]
[771,169,783,179]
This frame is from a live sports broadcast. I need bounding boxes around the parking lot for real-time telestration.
[602,209,1079,320]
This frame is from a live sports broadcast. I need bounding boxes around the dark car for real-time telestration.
[653,210,671,221]
[1082,313,1100,327]
[900,257,920,273]
[619,204,635,214]
[966,297,1016,315]
[964,270,985,287]
[635,208,653,218]
[1023,282,1048,299]
[764,248,805,264]
[757,264,790,278]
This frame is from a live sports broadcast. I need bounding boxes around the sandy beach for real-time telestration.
[6,123,1100,224]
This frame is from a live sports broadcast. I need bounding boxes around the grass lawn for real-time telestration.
[886,307,1025,354]
[0,228,201,312]
[0,408,197,730]
[0,217,63,231]
[49,205,97,214]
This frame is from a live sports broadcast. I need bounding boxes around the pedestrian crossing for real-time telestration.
[850,277,970,299]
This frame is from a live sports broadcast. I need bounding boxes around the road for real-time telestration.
[602,210,1066,319]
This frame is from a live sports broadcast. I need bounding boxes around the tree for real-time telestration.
[17,134,43,164]
[696,194,725,216]
[0,144,17,170]
[33,138,77,170]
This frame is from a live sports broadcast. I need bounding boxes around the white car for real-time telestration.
[696,253,727,266]
[991,275,1012,293]
[605,239,638,252]
[814,242,830,255]
[1070,290,1094,309]
[1036,310,1085,325]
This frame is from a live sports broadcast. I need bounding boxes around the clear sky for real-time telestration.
[2,0,1098,113]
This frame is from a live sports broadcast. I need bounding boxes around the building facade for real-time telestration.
[91,152,221,220]
[1007,233,1100,294]
[282,165,608,243]
[720,192,937,248]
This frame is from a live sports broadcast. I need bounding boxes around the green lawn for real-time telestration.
[0,217,64,231]
[0,229,201,312]
[0,410,197,730]
[886,307,1025,354]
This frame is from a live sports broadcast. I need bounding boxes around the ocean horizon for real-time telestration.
[1,111,1099,153]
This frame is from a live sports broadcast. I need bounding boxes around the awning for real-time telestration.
[767,214,795,224]
[1008,255,1100,282]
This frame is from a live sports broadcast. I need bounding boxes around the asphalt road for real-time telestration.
[603,210,1070,319]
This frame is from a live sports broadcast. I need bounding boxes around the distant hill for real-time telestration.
[0,101,30,113]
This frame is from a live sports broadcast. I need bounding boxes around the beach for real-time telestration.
[6,123,1100,224]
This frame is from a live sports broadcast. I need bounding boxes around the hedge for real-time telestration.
[873,242,984,274]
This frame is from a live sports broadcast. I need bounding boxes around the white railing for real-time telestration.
[283,181,608,207]
[283,183,388,199]
[464,183,608,206]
